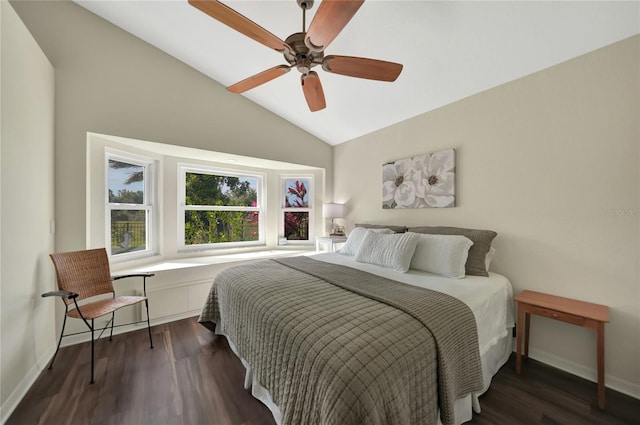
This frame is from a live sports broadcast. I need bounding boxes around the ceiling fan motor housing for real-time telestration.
[284,32,324,75]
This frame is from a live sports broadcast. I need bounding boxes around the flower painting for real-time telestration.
[382,149,455,209]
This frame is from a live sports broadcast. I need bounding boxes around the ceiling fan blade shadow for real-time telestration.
[305,0,364,52]
[322,55,403,81]
[189,0,290,53]
[301,71,326,112]
[227,65,291,93]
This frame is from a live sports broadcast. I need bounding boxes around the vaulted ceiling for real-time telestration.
[75,0,639,146]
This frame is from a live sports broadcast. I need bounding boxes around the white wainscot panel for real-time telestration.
[147,286,190,320]
[188,282,214,312]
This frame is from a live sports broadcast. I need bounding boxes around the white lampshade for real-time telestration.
[322,203,344,219]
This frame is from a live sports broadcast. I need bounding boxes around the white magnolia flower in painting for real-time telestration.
[414,149,455,207]
[382,159,420,208]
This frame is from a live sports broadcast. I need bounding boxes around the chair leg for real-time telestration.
[109,312,115,341]
[48,312,68,370]
[90,319,95,385]
[145,299,153,349]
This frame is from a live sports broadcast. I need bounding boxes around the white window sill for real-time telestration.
[114,248,312,275]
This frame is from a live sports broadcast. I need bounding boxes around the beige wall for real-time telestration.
[0,0,55,420]
[11,0,332,254]
[334,35,640,397]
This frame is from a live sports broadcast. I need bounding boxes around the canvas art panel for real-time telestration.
[382,149,455,209]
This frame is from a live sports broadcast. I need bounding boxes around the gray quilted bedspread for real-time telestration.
[198,256,483,425]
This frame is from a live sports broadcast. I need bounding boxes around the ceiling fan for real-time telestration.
[188,0,403,112]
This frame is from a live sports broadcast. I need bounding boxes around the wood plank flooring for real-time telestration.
[7,317,639,425]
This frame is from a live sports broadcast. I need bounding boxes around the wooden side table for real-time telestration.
[515,290,610,409]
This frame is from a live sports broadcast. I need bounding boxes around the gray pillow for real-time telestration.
[407,226,497,277]
[355,223,407,233]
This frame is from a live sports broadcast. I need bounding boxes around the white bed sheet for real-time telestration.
[216,253,515,425]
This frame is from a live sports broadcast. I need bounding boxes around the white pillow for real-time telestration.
[338,227,394,256]
[355,231,420,272]
[409,234,474,279]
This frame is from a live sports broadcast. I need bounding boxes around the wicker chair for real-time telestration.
[43,248,154,384]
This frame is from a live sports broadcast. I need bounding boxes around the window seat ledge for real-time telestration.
[114,249,312,274]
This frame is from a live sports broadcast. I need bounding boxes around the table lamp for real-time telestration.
[322,203,344,236]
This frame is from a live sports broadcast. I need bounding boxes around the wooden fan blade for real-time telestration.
[227,65,291,94]
[322,55,403,82]
[305,0,364,52]
[301,71,326,112]
[189,0,290,53]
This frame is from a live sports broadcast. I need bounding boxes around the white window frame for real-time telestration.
[178,164,266,251]
[280,174,314,245]
[105,149,156,262]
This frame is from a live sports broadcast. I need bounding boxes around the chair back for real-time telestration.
[50,248,114,305]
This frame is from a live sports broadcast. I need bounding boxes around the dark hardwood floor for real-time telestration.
[7,317,639,425]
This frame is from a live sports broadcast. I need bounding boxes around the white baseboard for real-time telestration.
[0,345,56,425]
[512,339,640,400]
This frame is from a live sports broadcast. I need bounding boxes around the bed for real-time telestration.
[199,226,514,425]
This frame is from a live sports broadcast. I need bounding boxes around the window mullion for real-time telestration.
[184,205,261,212]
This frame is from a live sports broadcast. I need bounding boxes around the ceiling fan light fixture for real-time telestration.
[296,57,312,75]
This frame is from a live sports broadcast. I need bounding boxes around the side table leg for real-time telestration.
[524,312,531,358]
[597,322,606,409]
[516,303,523,374]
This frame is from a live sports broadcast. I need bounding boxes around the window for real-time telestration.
[106,152,155,260]
[281,177,313,243]
[91,134,327,265]
[179,165,264,249]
